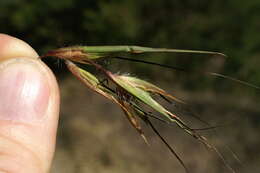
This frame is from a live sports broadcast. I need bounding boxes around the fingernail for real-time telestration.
[0,58,50,122]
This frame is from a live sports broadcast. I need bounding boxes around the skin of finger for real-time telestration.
[0,34,38,61]
[0,34,60,172]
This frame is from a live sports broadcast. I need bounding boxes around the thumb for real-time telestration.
[0,34,60,173]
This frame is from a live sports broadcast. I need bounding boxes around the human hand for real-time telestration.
[0,34,60,173]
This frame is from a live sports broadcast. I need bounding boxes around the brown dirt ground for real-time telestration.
[50,76,260,173]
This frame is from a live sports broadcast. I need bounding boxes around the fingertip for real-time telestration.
[0,34,39,61]
[0,34,60,172]
[0,58,59,123]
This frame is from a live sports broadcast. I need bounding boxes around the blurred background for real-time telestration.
[0,0,259,172]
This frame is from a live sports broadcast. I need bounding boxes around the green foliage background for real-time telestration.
[1,0,259,92]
